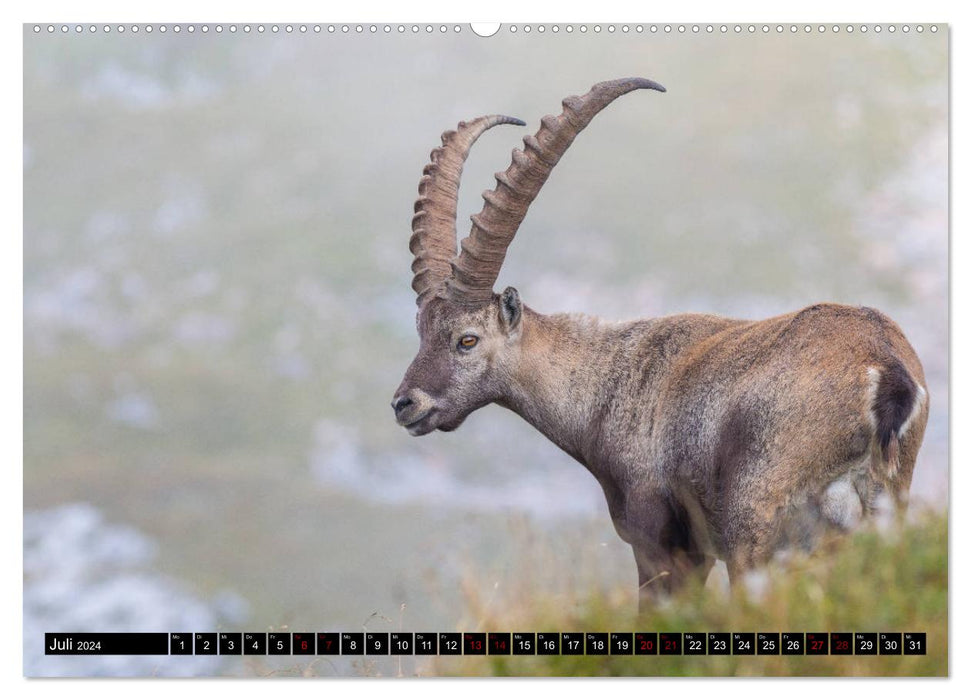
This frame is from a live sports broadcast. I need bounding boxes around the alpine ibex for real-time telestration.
[392,78,929,604]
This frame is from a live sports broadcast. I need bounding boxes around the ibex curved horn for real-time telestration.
[410,115,526,307]
[444,77,666,304]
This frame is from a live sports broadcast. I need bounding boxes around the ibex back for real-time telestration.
[392,78,929,606]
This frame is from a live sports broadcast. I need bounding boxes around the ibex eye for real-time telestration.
[458,335,478,349]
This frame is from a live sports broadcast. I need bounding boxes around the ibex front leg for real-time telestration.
[626,492,715,611]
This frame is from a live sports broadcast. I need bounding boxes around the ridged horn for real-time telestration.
[444,77,665,304]
[410,114,526,307]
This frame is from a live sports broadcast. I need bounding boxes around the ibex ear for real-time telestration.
[499,286,523,332]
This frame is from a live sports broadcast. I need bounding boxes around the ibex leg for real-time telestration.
[627,493,715,610]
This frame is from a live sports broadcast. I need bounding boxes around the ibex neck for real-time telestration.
[499,308,619,465]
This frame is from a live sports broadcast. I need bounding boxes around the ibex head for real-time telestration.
[392,78,665,435]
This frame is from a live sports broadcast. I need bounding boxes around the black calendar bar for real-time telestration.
[806,632,829,655]
[293,633,315,655]
[415,633,438,655]
[513,632,536,655]
[244,633,266,654]
[660,632,682,655]
[366,632,389,655]
[268,632,290,655]
[439,632,461,655]
[757,632,780,655]
[855,632,878,655]
[391,632,414,655]
[537,632,560,655]
[561,633,584,655]
[708,632,730,655]
[317,632,340,655]
[488,632,511,655]
[831,632,853,655]
[42,631,927,656]
[45,633,168,655]
[195,633,217,655]
[634,632,658,655]
[684,632,705,655]
[463,632,486,655]
[219,633,242,655]
[904,632,926,655]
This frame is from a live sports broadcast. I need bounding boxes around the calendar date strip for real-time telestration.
[45,631,926,656]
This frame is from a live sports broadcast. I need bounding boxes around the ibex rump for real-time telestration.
[392,78,929,605]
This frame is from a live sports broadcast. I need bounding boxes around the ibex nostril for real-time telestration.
[391,396,413,413]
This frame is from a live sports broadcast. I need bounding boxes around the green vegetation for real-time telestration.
[433,511,947,677]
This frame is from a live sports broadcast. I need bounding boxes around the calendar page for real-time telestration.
[23,20,948,677]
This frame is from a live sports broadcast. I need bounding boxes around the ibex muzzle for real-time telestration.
[392,78,929,607]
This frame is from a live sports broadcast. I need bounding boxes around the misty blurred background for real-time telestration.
[23,24,947,676]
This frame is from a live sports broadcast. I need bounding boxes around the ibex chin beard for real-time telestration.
[392,78,928,609]
[404,417,438,437]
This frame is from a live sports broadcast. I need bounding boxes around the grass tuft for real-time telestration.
[431,510,947,677]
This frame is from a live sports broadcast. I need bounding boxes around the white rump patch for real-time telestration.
[865,366,881,429]
[898,383,927,440]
